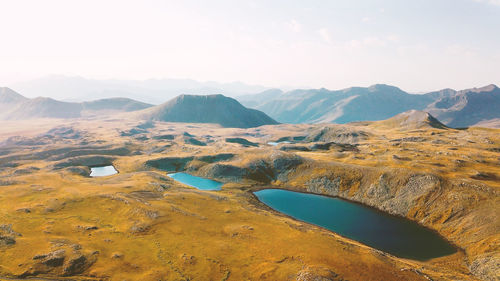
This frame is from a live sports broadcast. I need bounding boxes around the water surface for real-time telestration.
[90,165,118,177]
[268,141,291,146]
[168,172,223,190]
[254,189,456,260]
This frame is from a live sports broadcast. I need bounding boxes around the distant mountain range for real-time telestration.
[9,75,270,104]
[0,88,278,128]
[138,94,278,128]
[2,82,499,128]
[237,84,500,128]
[0,87,152,119]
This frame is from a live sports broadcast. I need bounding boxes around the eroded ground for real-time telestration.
[0,118,498,280]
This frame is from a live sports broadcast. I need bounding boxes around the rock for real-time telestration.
[295,266,341,281]
[0,235,16,246]
[130,223,150,234]
[393,155,411,161]
[111,252,124,259]
[33,249,66,267]
[390,137,427,142]
[0,224,21,246]
[306,177,341,196]
[471,172,498,181]
[63,254,87,276]
[384,174,441,216]
[469,254,500,281]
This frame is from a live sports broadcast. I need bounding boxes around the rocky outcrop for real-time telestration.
[0,224,20,246]
[21,246,98,278]
[286,162,499,281]
[306,176,341,196]
[295,266,342,281]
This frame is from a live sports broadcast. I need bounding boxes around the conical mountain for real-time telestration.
[376,110,447,130]
[139,94,279,128]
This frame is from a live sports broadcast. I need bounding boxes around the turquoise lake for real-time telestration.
[167,172,223,190]
[254,189,456,261]
[89,165,118,177]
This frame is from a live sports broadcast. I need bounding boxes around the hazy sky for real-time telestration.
[1,0,499,92]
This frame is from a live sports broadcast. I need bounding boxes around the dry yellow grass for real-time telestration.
[0,117,498,280]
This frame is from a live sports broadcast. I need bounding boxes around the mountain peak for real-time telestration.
[377,110,447,130]
[140,94,278,128]
[0,87,28,103]
[460,84,499,94]
[476,84,498,92]
[368,84,402,92]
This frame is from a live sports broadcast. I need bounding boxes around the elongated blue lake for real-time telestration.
[90,165,118,177]
[254,189,456,260]
[167,172,223,190]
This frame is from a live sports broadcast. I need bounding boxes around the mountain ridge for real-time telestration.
[238,83,499,128]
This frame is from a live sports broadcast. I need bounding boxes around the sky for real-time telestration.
[0,0,499,92]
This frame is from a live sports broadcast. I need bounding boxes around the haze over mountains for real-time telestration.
[0,88,278,128]
[2,80,500,128]
[9,75,270,104]
[0,87,152,120]
[238,84,500,128]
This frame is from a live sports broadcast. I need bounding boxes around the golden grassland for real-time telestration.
[0,117,498,280]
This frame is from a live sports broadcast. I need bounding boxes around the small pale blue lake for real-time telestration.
[167,172,223,190]
[90,165,118,177]
[268,141,291,146]
[254,189,456,261]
